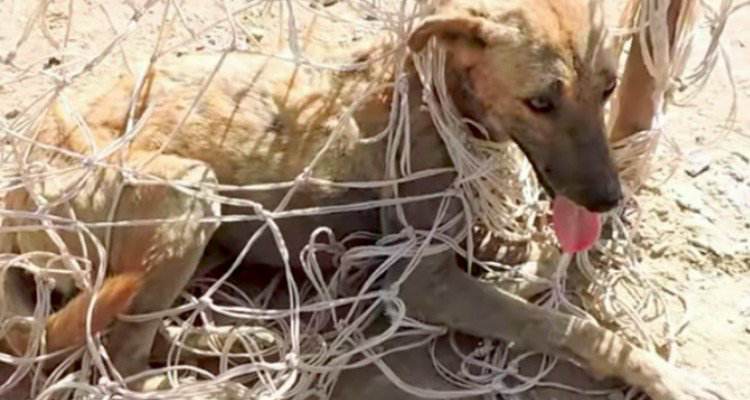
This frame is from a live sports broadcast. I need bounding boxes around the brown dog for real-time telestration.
[0,0,728,399]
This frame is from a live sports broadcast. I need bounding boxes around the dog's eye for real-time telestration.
[523,97,555,113]
[603,80,617,100]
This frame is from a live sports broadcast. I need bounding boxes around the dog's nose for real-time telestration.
[584,181,623,213]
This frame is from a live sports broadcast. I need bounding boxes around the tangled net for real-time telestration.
[0,0,743,399]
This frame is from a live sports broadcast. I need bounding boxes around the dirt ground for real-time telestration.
[0,0,748,398]
[633,5,750,396]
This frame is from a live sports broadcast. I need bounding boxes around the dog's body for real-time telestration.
[0,1,727,399]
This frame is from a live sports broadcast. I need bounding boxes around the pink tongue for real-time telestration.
[552,196,602,253]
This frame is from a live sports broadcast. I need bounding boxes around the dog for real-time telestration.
[0,0,726,399]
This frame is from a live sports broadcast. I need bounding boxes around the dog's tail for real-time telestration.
[3,272,143,356]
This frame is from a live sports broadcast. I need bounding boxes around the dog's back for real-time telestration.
[32,52,386,188]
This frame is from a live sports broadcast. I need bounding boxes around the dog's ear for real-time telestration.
[408,14,489,53]
[408,14,517,67]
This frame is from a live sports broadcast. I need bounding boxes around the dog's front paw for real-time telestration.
[643,367,735,400]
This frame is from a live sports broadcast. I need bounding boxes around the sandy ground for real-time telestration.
[0,0,748,398]
[634,7,750,395]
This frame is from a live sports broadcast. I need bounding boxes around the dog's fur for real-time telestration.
[0,1,723,399]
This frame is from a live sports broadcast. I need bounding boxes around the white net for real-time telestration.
[0,0,742,399]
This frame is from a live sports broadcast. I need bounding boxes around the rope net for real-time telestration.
[0,0,741,399]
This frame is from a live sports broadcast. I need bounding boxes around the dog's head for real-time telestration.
[409,0,622,213]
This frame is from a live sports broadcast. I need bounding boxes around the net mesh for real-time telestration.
[0,0,741,399]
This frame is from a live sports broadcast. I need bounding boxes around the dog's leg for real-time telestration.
[2,272,142,356]
[330,314,484,400]
[104,152,220,377]
[331,316,616,400]
[398,250,730,400]
[385,175,726,400]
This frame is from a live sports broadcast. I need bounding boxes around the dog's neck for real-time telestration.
[336,40,478,173]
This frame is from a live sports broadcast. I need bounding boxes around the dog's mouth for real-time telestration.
[464,116,604,254]
[513,141,603,254]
